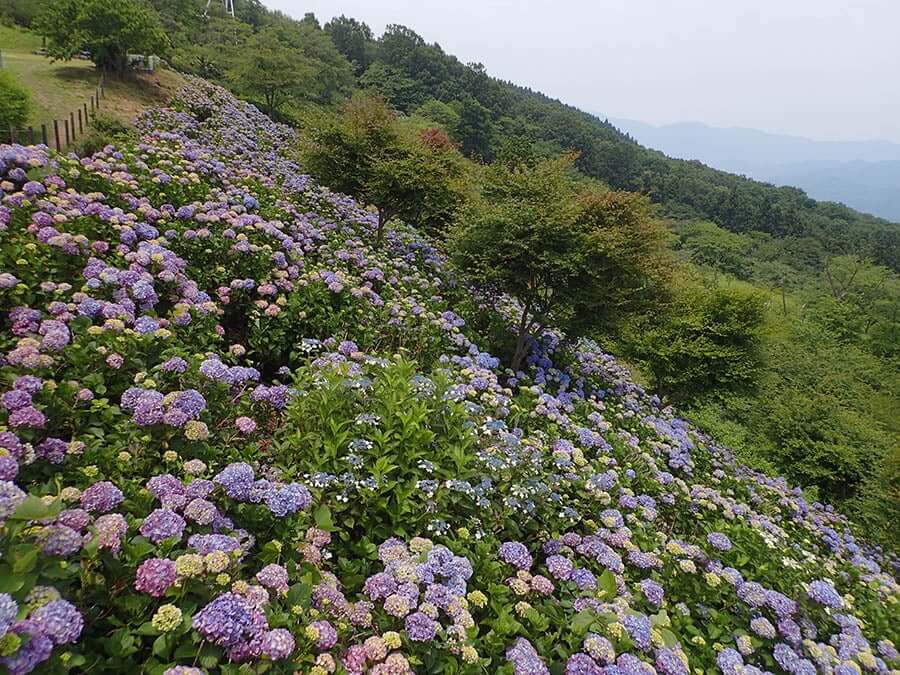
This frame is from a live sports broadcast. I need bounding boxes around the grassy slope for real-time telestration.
[1,25,186,135]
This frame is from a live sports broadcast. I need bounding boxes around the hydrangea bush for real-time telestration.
[0,78,897,674]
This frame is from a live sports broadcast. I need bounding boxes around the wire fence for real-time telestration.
[1,79,106,150]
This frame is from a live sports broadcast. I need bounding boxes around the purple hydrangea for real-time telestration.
[655,649,688,675]
[193,593,267,648]
[40,525,83,556]
[254,628,295,660]
[807,580,843,609]
[214,462,256,501]
[79,481,124,513]
[624,614,652,651]
[707,532,732,551]
[31,599,83,644]
[265,482,312,517]
[256,564,289,594]
[308,620,338,650]
[0,620,53,674]
[565,653,603,674]
[506,637,550,675]
[639,578,664,606]
[499,541,533,570]
[134,558,178,597]
[139,508,186,543]
[405,611,439,642]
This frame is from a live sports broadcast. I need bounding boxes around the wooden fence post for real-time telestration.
[64,119,70,146]
[41,124,48,146]
[90,95,95,113]
[83,103,89,127]
[29,127,35,144]
[54,120,61,151]
[70,112,76,139]
[8,127,15,144]
[78,109,83,135]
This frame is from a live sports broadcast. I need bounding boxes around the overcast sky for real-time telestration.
[264,0,900,143]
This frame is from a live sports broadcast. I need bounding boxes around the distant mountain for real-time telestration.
[608,118,900,223]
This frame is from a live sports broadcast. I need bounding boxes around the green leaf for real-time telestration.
[570,610,596,634]
[11,546,38,575]
[11,495,61,521]
[152,634,169,659]
[314,505,334,531]
[598,569,616,599]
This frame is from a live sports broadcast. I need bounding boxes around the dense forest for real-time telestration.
[2,0,897,546]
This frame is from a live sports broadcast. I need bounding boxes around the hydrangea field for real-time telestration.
[0,78,897,674]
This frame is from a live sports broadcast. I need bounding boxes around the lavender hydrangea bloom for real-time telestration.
[506,638,550,675]
[624,614,652,651]
[565,653,603,674]
[639,578,664,606]
[214,462,256,501]
[31,599,83,644]
[0,620,53,674]
[254,628,295,659]
[79,481,124,513]
[405,611,439,642]
[499,541,533,570]
[707,532,732,551]
[139,508,186,543]
[134,558,177,597]
[192,593,267,648]
[0,593,18,636]
[808,580,843,609]
[655,649,689,675]
[265,482,312,517]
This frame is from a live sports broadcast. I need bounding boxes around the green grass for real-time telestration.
[1,24,186,141]
[0,24,41,53]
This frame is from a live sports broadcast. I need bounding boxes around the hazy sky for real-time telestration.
[264,0,900,143]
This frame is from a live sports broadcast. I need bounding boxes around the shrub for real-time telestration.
[0,69,30,134]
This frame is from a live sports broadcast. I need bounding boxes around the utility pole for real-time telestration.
[205,0,235,17]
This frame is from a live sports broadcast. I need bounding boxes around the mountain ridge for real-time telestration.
[608,117,900,222]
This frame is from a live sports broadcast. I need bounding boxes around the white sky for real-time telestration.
[265,0,900,143]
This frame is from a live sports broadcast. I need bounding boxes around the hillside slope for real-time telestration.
[0,79,897,674]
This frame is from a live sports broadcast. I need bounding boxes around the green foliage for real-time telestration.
[324,14,374,75]
[169,15,252,80]
[623,279,765,403]
[226,27,313,115]
[266,18,354,104]
[35,0,168,74]
[450,155,670,371]
[359,61,425,113]
[0,69,30,132]
[303,94,466,242]
[0,0,50,27]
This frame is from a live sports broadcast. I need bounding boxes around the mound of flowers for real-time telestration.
[0,78,897,674]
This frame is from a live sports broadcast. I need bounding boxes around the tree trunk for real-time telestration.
[375,208,385,247]
[510,300,533,372]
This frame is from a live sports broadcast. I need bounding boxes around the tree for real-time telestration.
[303,94,465,244]
[360,62,425,113]
[623,280,765,403]
[324,14,374,75]
[0,71,30,135]
[267,19,354,103]
[36,0,168,75]
[572,189,673,332]
[227,29,313,115]
[450,154,665,371]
